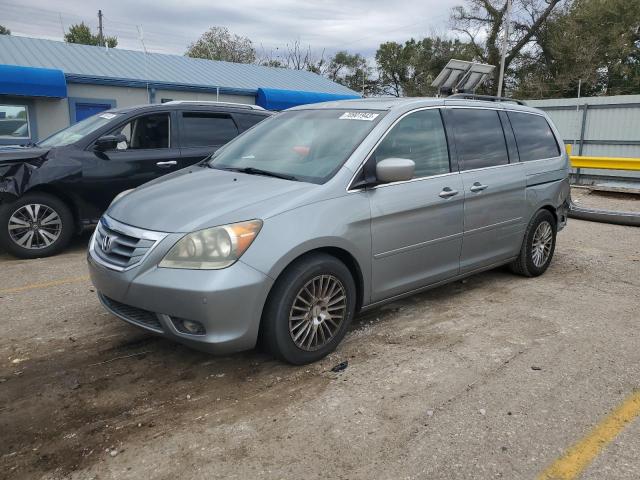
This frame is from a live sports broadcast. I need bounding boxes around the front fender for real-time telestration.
[240,193,373,305]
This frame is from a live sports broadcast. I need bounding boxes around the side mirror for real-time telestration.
[94,133,127,151]
[376,158,415,183]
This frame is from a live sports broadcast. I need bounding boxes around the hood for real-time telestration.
[107,166,316,232]
[0,146,50,165]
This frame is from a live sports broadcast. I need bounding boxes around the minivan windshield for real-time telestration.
[209,109,384,183]
[39,112,122,148]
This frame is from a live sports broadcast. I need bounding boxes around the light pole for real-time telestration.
[497,0,512,97]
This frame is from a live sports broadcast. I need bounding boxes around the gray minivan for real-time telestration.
[88,97,570,364]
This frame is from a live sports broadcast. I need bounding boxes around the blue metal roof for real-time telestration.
[0,64,67,98]
[0,36,358,97]
[256,88,360,110]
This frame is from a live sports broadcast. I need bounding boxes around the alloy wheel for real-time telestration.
[531,221,553,267]
[8,203,62,250]
[289,274,347,351]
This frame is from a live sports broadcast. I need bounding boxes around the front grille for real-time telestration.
[93,220,157,270]
[100,294,163,332]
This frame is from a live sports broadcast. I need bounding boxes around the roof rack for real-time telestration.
[447,93,527,106]
[162,100,265,110]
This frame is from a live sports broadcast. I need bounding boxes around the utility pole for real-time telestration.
[496,0,512,97]
[97,10,104,47]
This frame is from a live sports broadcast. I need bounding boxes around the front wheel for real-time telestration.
[509,209,557,277]
[0,193,75,259]
[261,253,356,365]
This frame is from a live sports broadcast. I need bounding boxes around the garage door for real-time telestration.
[75,102,112,122]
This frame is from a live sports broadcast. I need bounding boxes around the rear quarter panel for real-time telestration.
[521,113,571,226]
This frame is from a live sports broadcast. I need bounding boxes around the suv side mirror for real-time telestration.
[376,158,415,183]
[95,133,127,151]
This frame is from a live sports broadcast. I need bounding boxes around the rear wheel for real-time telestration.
[0,193,74,259]
[509,209,557,277]
[262,253,356,365]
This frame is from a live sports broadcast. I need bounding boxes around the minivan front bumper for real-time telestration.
[88,228,274,354]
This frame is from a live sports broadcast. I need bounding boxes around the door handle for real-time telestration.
[470,182,488,193]
[156,161,177,168]
[439,187,459,198]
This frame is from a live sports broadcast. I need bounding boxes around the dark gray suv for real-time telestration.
[0,101,271,258]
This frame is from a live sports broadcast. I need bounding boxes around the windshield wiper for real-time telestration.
[216,166,298,181]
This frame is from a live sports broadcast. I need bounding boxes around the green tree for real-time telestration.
[186,27,255,63]
[376,37,475,96]
[64,22,117,48]
[0,25,10,35]
[514,0,640,98]
[325,51,377,96]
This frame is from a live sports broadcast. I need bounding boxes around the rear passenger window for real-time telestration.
[507,112,560,161]
[374,109,450,178]
[451,109,508,170]
[181,113,238,147]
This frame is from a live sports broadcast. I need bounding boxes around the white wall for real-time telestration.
[67,84,149,108]
[33,97,70,140]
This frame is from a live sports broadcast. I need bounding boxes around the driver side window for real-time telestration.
[374,109,450,178]
[111,113,170,150]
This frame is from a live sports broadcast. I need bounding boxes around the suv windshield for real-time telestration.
[209,109,384,183]
[39,112,122,148]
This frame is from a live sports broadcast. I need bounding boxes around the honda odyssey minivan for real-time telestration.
[88,97,570,365]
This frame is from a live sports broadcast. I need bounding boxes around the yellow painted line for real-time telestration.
[0,275,90,294]
[537,390,640,480]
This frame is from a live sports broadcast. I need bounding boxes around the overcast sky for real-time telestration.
[2,0,461,58]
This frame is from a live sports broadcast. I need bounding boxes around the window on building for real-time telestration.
[0,105,30,139]
[450,109,509,170]
[507,112,560,161]
[111,113,170,150]
[374,109,450,178]
[181,112,239,147]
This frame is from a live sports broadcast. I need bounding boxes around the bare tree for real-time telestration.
[452,0,564,90]
[257,40,327,72]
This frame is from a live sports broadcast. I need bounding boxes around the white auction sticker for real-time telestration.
[99,113,116,120]
[339,112,379,121]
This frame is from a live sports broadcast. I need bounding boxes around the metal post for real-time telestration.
[496,0,512,97]
[97,10,104,47]
[574,103,589,185]
[578,104,589,156]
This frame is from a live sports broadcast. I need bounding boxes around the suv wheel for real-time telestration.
[0,193,75,259]
[262,253,356,365]
[509,209,557,277]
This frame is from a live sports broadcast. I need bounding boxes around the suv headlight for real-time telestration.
[159,220,262,270]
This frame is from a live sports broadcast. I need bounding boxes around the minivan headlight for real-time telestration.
[159,220,262,270]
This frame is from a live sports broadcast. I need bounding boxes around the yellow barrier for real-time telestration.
[565,144,640,171]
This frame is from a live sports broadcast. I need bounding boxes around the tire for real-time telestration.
[509,209,557,277]
[0,193,75,259]
[262,253,357,365]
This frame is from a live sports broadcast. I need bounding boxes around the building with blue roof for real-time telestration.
[0,35,359,144]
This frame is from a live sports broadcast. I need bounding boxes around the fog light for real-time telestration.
[172,317,206,335]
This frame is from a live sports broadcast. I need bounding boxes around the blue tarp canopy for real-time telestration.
[0,64,67,98]
[256,88,360,111]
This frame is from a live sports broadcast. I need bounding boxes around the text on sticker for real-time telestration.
[339,112,380,121]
